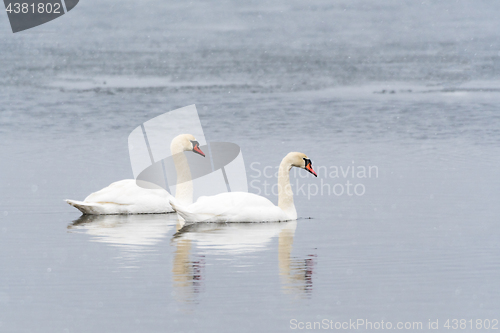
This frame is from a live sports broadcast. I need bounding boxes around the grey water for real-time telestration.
[1,0,500,332]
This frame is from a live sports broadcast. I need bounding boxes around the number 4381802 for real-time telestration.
[444,319,498,330]
[5,2,61,14]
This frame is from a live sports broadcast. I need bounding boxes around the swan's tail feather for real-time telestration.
[169,198,222,222]
[65,199,102,215]
[168,196,181,210]
[169,198,196,222]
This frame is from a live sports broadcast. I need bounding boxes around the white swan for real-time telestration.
[65,134,205,215]
[170,152,317,222]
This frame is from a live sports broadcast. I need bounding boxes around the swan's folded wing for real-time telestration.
[84,180,169,204]
[180,192,288,222]
[68,179,174,215]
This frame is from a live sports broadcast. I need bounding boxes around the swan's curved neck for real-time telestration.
[171,141,193,205]
[278,158,297,220]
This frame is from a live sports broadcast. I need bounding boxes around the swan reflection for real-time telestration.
[171,237,205,304]
[68,214,177,265]
[171,220,315,301]
[278,223,315,296]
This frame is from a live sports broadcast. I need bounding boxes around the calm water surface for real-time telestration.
[1,0,500,332]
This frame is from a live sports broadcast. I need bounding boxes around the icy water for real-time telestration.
[1,0,500,332]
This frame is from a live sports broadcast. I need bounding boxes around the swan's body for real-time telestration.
[172,192,289,222]
[66,179,173,215]
[66,134,204,215]
[171,152,317,223]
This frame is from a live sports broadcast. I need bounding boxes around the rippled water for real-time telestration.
[1,0,500,332]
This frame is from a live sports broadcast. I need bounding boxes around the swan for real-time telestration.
[170,152,317,222]
[65,134,205,215]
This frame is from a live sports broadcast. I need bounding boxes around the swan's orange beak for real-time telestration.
[193,143,205,157]
[306,163,317,177]
[303,158,317,177]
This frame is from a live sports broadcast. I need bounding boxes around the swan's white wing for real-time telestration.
[175,192,289,222]
[84,179,169,204]
[67,179,173,215]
